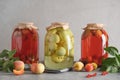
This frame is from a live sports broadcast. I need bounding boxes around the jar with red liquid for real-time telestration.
[81,23,109,66]
[12,23,39,64]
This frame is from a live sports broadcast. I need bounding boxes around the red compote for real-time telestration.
[81,23,108,66]
[12,23,39,64]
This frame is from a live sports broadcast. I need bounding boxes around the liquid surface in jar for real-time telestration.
[81,29,108,66]
[12,27,39,64]
[44,26,74,70]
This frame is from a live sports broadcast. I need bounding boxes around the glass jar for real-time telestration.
[44,22,74,70]
[12,23,39,64]
[81,23,109,66]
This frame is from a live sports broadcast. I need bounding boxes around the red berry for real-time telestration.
[86,73,97,78]
[101,71,108,76]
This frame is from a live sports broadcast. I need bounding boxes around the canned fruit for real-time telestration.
[73,61,84,71]
[56,47,66,56]
[87,56,93,62]
[66,29,74,37]
[48,34,60,43]
[45,51,51,56]
[48,43,57,51]
[69,48,74,57]
[45,23,74,70]
[45,46,51,56]
[48,28,57,34]
[82,30,91,39]
[45,24,74,67]
[58,30,68,42]
[96,30,102,37]
[51,54,65,63]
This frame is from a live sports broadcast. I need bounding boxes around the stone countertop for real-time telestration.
[0,70,120,80]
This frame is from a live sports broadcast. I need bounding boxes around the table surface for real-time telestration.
[0,70,120,80]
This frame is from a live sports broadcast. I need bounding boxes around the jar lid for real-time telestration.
[16,22,38,30]
[46,22,69,30]
[83,23,104,30]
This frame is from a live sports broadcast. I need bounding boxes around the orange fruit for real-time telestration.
[92,63,98,70]
[85,63,94,72]
[13,69,24,75]
[73,61,84,71]
[14,61,24,70]
[31,63,45,74]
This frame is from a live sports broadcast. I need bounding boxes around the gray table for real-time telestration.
[0,70,120,80]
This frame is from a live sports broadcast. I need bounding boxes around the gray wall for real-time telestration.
[0,0,120,61]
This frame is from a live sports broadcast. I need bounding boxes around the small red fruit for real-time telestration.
[85,63,94,72]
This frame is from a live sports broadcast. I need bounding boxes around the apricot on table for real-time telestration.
[13,69,24,75]
[14,60,25,70]
[31,63,45,74]
[92,62,98,70]
[73,61,84,71]
[85,63,94,72]
[13,60,25,75]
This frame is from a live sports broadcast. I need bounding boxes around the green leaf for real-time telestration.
[8,50,16,59]
[2,60,14,72]
[106,66,112,72]
[12,57,19,61]
[0,49,19,72]
[110,66,118,73]
[0,49,9,58]
[100,65,108,71]
[102,58,116,66]
[0,60,4,67]
[114,54,120,66]
[7,68,12,73]
[2,61,9,72]
[104,46,119,56]
[100,57,120,72]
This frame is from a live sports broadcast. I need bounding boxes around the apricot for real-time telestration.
[31,63,45,74]
[96,30,102,37]
[56,47,66,56]
[14,61,24,70]
[73,62,84,71]
[92,63,98,70]
[85,63,94,72]
[13,69,24,75]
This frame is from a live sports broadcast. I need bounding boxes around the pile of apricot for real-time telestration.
[13,60,45,75]
[73,61,98,72]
